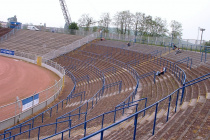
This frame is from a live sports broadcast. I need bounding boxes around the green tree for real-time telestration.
[93,26,98,32]
[69,22,79,30]
[205,41,210,46]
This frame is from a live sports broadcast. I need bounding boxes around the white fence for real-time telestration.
[0,51,65,131]
[102,32,207,49]
[43,32,98,59]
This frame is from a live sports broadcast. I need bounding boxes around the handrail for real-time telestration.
[56,56,105,119]
[4,97,147,140]
[80,74,209,140]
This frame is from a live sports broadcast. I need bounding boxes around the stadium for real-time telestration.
[0,0,210,140]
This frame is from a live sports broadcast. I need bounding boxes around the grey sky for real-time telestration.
[0,0,209,40]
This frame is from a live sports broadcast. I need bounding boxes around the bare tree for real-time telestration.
[78,14,94,31]
[170,20,183,39]
[113,10,133,35]
[133,12,145,36]
[113,11,124,34]
[124,11,133,35]
[99,13,111,33]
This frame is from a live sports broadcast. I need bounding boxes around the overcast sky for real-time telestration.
[0,0,209,40]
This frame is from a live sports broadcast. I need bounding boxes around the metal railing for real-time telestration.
[79,74,209,140]
[102,32,207,52]
[42,32,98,60]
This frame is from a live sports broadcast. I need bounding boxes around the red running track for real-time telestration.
[0,55,60,121]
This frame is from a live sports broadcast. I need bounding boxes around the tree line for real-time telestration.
[70,10,183,39]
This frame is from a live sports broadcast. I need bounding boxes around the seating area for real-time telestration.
[0,36,209,140]
[91,40,210,140]
[0,28,12,37]
[0,29,83,56]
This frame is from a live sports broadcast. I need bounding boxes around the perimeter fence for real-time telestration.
[101,32,207,51]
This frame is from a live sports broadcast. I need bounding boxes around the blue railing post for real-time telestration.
[20,125,22,133]
[101,114,105,129]
[92,98,94,109]
[32,119,34,128]
[201,51,203,62]
[100,131,104,140]
[69,120,71,138]
[55,119,58,134]
[133,113,138,140]
[175,89,180,113]
[61,132,64,140]
[152,103,159,135]
[204,51,207,63]
[154,73,156,84]
[190,59,192,69]
[123,102,125,115]
[144,98,147,116]
[114,107,117,123]
[38,127,40,140]
[84,113,87,137]
[42,113,44,123]
[166,96,171,122]
[29,125,31,139]
[86,102,88,113]
[79,107,81,119]
[187,57,189,68]
[180,84,185,105]
[62,100,64,109]
[56,104,58,113]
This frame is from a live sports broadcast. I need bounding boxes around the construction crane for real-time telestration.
[59,0,72,26]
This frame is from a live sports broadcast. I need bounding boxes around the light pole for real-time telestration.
[200,28,205,45]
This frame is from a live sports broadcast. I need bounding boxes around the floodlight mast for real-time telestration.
[59,0,72,25]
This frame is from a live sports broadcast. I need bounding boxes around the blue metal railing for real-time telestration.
[71,91,86,103]
[102,81,122,95]
[4,96,147,140]
[138,71,156,84]
[201,46,210,63]
[173,57,192,70]
[79,74,209,140]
